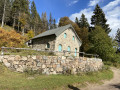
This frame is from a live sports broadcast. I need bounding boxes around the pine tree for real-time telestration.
[41,12,48,31]
[30,1,38,34]
[53,19,57,29]
[49,13,53,29]
[12,0,21,29]
[75,17,79,26]
[116,28,120,42]
[75,14,90,52]
[91,4,111,34]
[79,14,89,28]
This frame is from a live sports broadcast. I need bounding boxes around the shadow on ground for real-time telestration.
[111,83,120,89]
[68,85,80,90]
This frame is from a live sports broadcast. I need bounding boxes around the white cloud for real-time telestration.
[89,0,101,6]
[69,0,120,36]
[103,0,120,11]
[68,0,79,6]
[70,8,93,23]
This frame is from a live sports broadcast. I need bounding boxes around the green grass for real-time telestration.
[0,63,113,90]
[4,49,56,56]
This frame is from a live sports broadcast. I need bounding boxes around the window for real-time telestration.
[75,48,77,56]
[73,36,75,41]
[64,33,67,38]
[68,46,71,52]
[47,43,50,48]
[58,44,62,51]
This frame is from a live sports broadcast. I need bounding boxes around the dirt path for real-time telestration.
[81,68,120,90]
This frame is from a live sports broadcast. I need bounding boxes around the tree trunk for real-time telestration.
[18,12,20,32]
[13,17,15,29]
[22,28,25,36]
[1,0,6,28]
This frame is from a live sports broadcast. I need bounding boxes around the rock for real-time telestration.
[53,71,56,74]
[67,56,74,60]
[51,68,54,72]
[4,55,9,59]
[62,56,66,60]
[43,56,48,60]
[42,64,46,68]
[37,62,41,67]
[57,68,62,72]
[71,68,76,75]
[4,62,11,67]
[13,61,19,65]
[32,56,36,59]
[0,56,3,62]
[15,55,21,60]
[8,56,15,61]
[22,56,27,61]
[16,68,23,72]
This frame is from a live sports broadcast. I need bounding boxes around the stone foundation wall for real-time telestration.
[0,55,103,75]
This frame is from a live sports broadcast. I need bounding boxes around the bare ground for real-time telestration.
[81,67,120,90]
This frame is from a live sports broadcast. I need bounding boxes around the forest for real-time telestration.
[0,0,120,65]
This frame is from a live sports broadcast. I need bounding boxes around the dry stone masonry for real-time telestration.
[0,55,103,75]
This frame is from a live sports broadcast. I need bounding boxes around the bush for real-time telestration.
[0,28,26,49]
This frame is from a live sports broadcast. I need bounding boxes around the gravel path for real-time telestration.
[81,68,120,90]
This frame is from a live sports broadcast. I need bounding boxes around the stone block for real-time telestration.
[21,56,27,61]
[32,56,36,59]
[8,56,15,61]
[4,62,11,67]
[42,64,46,68]
[37,62,41,67]
[4,55,9,59]
[62,56,66,60]
[16,68,23,72]
[15,55,21,60]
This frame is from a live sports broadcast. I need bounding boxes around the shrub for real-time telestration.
[0,28,26,49]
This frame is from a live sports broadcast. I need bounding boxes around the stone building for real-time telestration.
[27,24,82,57]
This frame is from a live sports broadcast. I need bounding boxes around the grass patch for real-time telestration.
[3,49,56,56]
[0,63,113,90]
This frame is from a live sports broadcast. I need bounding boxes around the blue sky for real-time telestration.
[31,0,120,36]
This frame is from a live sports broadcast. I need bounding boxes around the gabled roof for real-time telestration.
[31,24,82,43]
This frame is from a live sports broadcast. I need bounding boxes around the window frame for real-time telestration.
[73,36,75,41]
[58,44,62,51]
[64,33,67,38]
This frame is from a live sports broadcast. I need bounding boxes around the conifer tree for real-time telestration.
[53,19,57,29]
[75,14,90,52]
[30,1,38,34]
[41,12,48,31]
[49,13,53,29]
[116,28,120,42]
[75,17,79,26]
[91,4,111,34]
[79,14,89,28]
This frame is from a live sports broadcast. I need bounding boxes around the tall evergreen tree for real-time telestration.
[116,28,120,42]
[41,12,48,31]
[30,1,38,34]
[91,4,111,34]
[49,13,53,29]
[53,19,57,29]
[75,14,90,52]
[75,17,79,26]
[79,14,89,28]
